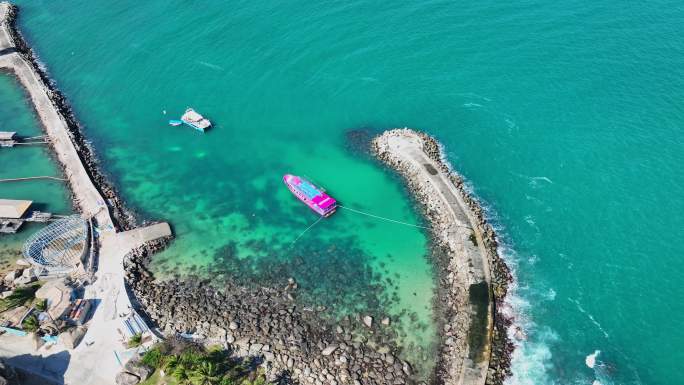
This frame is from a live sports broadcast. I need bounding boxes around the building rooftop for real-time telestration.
[0,131,16,140]
[35,279,73,320]
[23,215,88,274]
[0,199,33,219]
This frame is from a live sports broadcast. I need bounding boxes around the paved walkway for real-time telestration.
[0,3,13,52]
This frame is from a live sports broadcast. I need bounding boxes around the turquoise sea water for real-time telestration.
[5,0,684,383]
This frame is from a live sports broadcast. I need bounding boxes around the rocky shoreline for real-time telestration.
[124,239,420,385]
[372,129,514,385]
[3,4,138,231]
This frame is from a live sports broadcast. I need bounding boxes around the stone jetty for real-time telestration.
[372,129,513,385]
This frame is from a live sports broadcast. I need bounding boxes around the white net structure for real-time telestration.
[23,215,89,274]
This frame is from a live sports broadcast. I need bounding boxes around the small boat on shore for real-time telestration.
[169,108,211,132]
[283,174,337,217]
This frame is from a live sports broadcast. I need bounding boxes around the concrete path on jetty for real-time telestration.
[0,3,171,384]
[374,129,493,385]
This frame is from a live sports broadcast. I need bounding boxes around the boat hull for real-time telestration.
[180,108,211,132]
[182,121,206,132]
[283,174,336,217]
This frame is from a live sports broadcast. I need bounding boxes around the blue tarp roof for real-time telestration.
[298,181,321,199]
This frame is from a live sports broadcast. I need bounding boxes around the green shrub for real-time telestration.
[22,313,39,332]
[34,298,47,311]
[468,232,478,246]
[142,342,266,385]
[0,284,40,312]
[128,333,143,348]
[240,373,266,385]
[141,346,164,368]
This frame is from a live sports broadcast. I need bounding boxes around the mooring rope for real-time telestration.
[289,216,324,247]
[337,205,430,229]
[0,176,66,182]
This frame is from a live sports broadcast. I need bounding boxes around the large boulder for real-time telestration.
[115,371,140,385]
[60,327,87,349]
[13,275,36,286]
[3,270,21,284]
[321,345,338,356]
[21,268,35,279]
[124,359,153,382]
[13,269,36,286]
[363,315,373,328]
[15,259,30,267]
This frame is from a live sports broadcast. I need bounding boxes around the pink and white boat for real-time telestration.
[283,174,337,217]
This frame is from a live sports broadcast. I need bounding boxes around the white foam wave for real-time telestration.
[586,350,600,369]
[511,172,554,189]
[196,60,225,71]
[360,76,379,82]
[569,298,610,338]
[531,176,553,184]
[501,259,557,385]
[524,215,535,226]
[504,117,518,132]
[463,102,483,108]
[586,350,618,385]
[544,288,556,301]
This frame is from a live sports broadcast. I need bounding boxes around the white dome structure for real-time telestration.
[23,215,88,275]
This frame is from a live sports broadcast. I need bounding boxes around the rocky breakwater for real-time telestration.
[372,129,513,385]
[1,3,137,230]
[124,239,420,385]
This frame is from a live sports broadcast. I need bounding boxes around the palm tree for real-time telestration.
[219,377,237,385]
[162,355,179,372]
[163,355,190,383]
[189,361,221,385]
[127,333,142,348]
[172,364,190,383]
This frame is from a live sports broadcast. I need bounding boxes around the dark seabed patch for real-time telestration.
[344,128,377,157]
[208,236,394,319]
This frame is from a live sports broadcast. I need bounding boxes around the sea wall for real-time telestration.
[124,240,419,385]
[372,129,513,385]
[0,3,137,230]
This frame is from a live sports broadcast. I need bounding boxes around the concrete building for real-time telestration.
[0,131,16,147]
[0,199,32,219]
[0,199,32,234]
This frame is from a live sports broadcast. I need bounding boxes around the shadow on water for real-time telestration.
[468,281,489,363]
